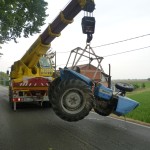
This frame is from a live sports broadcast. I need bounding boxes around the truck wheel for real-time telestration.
[42,101,52,108]
[48,77,61,103]
[52,79,93,122]
[9,87,14,109]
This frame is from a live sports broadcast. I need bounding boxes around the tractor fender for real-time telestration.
[60,68,93,87]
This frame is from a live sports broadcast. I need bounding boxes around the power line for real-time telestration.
[103,45,150,57]
[92,33,150,48]
[56,45,150,67]
[56,50,71,54]
[56,33,150,54]
[56,59,88,67]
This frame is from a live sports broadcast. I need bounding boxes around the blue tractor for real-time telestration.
[49,45,139,122]
[48,12,139,122]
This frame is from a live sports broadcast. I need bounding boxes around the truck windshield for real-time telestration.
[39,57,51,68]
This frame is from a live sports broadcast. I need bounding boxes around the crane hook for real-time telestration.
[86,33,93,43]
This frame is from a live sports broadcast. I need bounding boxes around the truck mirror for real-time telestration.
[7,70,9,75]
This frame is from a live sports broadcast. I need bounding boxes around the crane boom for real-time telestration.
[20,0,95,69]
[10,0,95,80]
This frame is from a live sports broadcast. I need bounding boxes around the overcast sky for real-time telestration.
[0,0,150,79]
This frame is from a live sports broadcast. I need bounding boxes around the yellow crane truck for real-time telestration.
[9,0,96,110]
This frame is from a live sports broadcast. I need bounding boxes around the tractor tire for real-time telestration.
[94,107,111,116]
[48,77,61,103]
[115,82,134,92]
[51,79,93,122]
[93,100,113,116]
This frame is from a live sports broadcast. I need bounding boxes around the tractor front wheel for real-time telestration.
[115,82,134,92]
[51,79,93,122]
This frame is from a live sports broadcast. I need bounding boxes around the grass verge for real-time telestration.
[126,89,150,124]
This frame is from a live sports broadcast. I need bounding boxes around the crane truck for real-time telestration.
[9,0,96,110]
[9,0,139,122]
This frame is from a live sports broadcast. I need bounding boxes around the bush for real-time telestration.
[133,83,140,89]
[141,83,146,88]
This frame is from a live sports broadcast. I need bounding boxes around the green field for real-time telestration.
[125,81,150,123]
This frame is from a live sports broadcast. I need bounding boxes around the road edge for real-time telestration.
[110,114,150,127]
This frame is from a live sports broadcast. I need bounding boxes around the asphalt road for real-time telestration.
[0,85,150,150]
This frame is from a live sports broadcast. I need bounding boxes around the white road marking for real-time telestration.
[90,111,150,129]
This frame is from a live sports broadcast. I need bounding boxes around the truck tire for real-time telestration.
[9,87,14,109]
[51,79,93,122]
[42,101,52,108]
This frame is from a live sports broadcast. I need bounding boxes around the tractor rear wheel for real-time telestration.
[48,77,61,103]
[51,79,93,122]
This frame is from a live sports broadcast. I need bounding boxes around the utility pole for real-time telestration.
[108,64,111,88]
